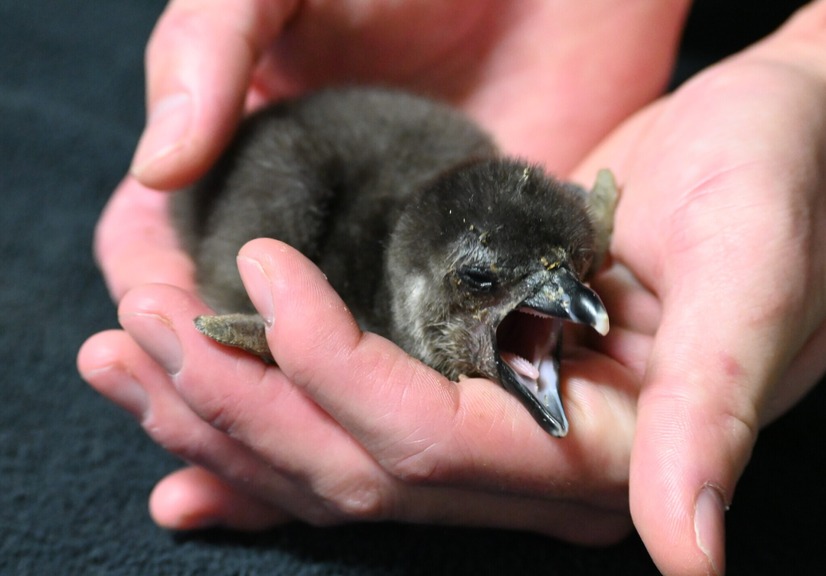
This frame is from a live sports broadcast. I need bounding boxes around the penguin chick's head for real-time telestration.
[386,158,609,437]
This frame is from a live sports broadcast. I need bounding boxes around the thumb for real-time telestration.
[629,218,806,575]
[130,0,299,190]
[631,308,755,576]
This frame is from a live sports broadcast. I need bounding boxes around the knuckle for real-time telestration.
[145,414,212,464]
[145,7,210,71]
[383,440,449,485]
[312,470,391,522]
[183,389,245,436]
[717,398,759,450]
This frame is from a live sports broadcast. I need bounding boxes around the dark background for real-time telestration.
[2,1,822,574]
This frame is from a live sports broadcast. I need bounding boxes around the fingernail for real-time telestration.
[694,484,727,576]
[111,373,150,419]
[120,312,184,375]
[85,367,149,419]
[130,92,192,177]
[237,256,274,326]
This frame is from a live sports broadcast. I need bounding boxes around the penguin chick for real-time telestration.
[171,87,617,437]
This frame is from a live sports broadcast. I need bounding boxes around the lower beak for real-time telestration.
[494,266,608,437]
[494,323,569,437]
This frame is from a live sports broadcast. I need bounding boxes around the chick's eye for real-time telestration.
[457,267,498,292]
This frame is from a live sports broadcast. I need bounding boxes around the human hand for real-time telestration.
[570,3,826,573]
[80,0,700,566]
[80,238,650,541]
[82,0,687,540]
[95,0,689,302]
[82,0,682,536]
[80,0,826,571]
[129,0,689,191]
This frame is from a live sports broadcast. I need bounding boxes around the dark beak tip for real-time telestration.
[548,419,569,438]
[540,405,569,438]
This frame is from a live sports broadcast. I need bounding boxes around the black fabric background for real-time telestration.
[2,1,823,574]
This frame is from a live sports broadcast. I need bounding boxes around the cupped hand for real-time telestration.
[79,238,651,542]
[72,0,826,574]
[82,0,688,547]
[572,3,826,573]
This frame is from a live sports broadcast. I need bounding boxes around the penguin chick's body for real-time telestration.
[171,87,617,437]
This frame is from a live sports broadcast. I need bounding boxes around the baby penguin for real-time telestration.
[171,88,617,437]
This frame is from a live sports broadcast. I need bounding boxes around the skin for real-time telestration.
[76,1,826,574]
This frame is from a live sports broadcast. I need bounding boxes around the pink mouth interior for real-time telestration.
[496,309,561,394]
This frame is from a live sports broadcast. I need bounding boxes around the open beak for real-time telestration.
[493,266,608,437]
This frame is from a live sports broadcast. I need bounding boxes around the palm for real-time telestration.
[588,56,826,413]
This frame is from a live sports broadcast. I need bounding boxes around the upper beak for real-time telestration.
[521,265,609,335]
[494,266,608,438]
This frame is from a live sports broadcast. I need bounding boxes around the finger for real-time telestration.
[96,284,633,538]
[131,0,300,189]
[77,329,151,418]
[237,238,637,502]
[151,468,633,544]
[78,324,331,524]
[115,283,402,525]
[149,466,293,531]
[94,178,194,301]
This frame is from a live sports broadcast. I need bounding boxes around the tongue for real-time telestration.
[499,351,540,381]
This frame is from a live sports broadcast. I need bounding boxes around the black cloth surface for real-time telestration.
[1,1,823,574]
